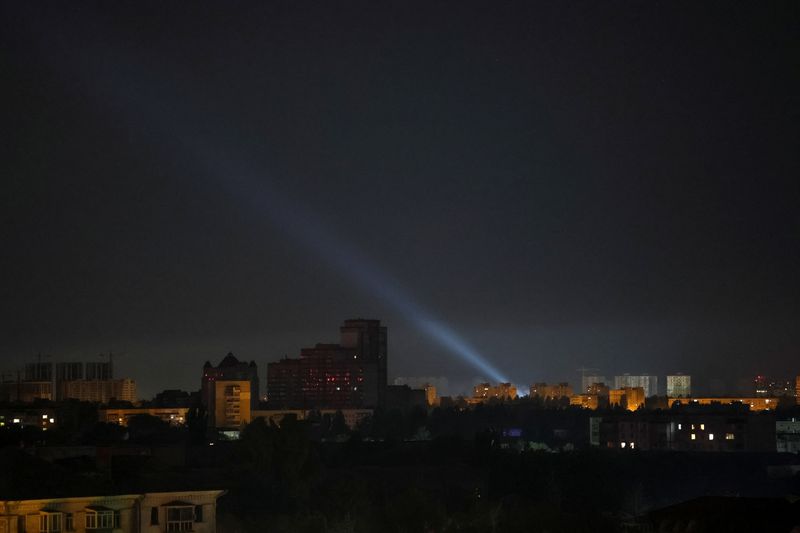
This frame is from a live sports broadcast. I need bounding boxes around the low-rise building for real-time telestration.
[252,409,373,430]
[100,407,190,426]
[530,382,572,399]
[595,411,775,452]
[776,418,800,454]
[0,407,57,430]
[0,490,225,533]
[570,394,599,410]
[467,383,517,405]
[668,397,782,411]
[609,387,645,411]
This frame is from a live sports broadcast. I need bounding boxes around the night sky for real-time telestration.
[2,2,798,397]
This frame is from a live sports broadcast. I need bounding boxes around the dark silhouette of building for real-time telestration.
[267,319,387,409]
[340,319,387,407]
[85,361,113,380]
[56,362,83,381]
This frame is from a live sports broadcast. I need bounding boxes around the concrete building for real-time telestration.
[394,376,449,397]
[776,418,800,453]
[666,374,691,397]
[668,397,782,411]
[55,362,83,382]
[468,382,517,404]
[0,407,57,430]
[530,382,573,399]
[214,380,251,429]
[24,362,53,382]
[252,408,373,430]
[385,385,427,411]
[339,319,387,408]
[100,407,190,426]
[596,411,775,452]
[581,375,606,394]
[609,387,645,411]
[59,379,136,404]
[614,374,658,397]
[85,361,113,381]
[0,381,54,402]
[422,383,438,407]
[267,319,388,410]
[570,394,599,410]
[201,353,259,429]
[0,490,225,533]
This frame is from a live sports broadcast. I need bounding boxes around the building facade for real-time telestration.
[614,374,658,397]
[668,397,782,411]
[666,374,691,397]
[468,383,517,404]
[201,353,259,429]
[0,490,224,533]
[100,407,190,426]
[266,319,388,410]
[581,375,607,395]
[58,379,136,404]
[530,383,573,399]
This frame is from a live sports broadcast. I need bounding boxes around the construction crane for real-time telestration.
[98,351,125,379]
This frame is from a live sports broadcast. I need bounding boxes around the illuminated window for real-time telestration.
[39,512,62,533]
[690,433,696,440]
[700,424,705,430]
[691,424,695,430]
[678,423,682,430]
[725,433,735,440]
[630,442,635,449]
[620,442,626,448]
[708,433,714,440]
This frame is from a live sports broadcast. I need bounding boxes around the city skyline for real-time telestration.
[3,2,798,401]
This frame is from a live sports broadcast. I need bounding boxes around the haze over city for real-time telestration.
[3,3,798,396]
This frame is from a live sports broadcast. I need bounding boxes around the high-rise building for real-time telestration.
[267,319,388,410]
[201,353,259,428]
[60,378,136,403]
[581,375,607,394]
[614,374,658,397]
[666,374,692,397]
[24,362,53,382]
[214,380,252,429]
[86,361,113,380]
[56,362,83,382]
[340,319,387,408]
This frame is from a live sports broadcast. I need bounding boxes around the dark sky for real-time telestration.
[2,2,798,397]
